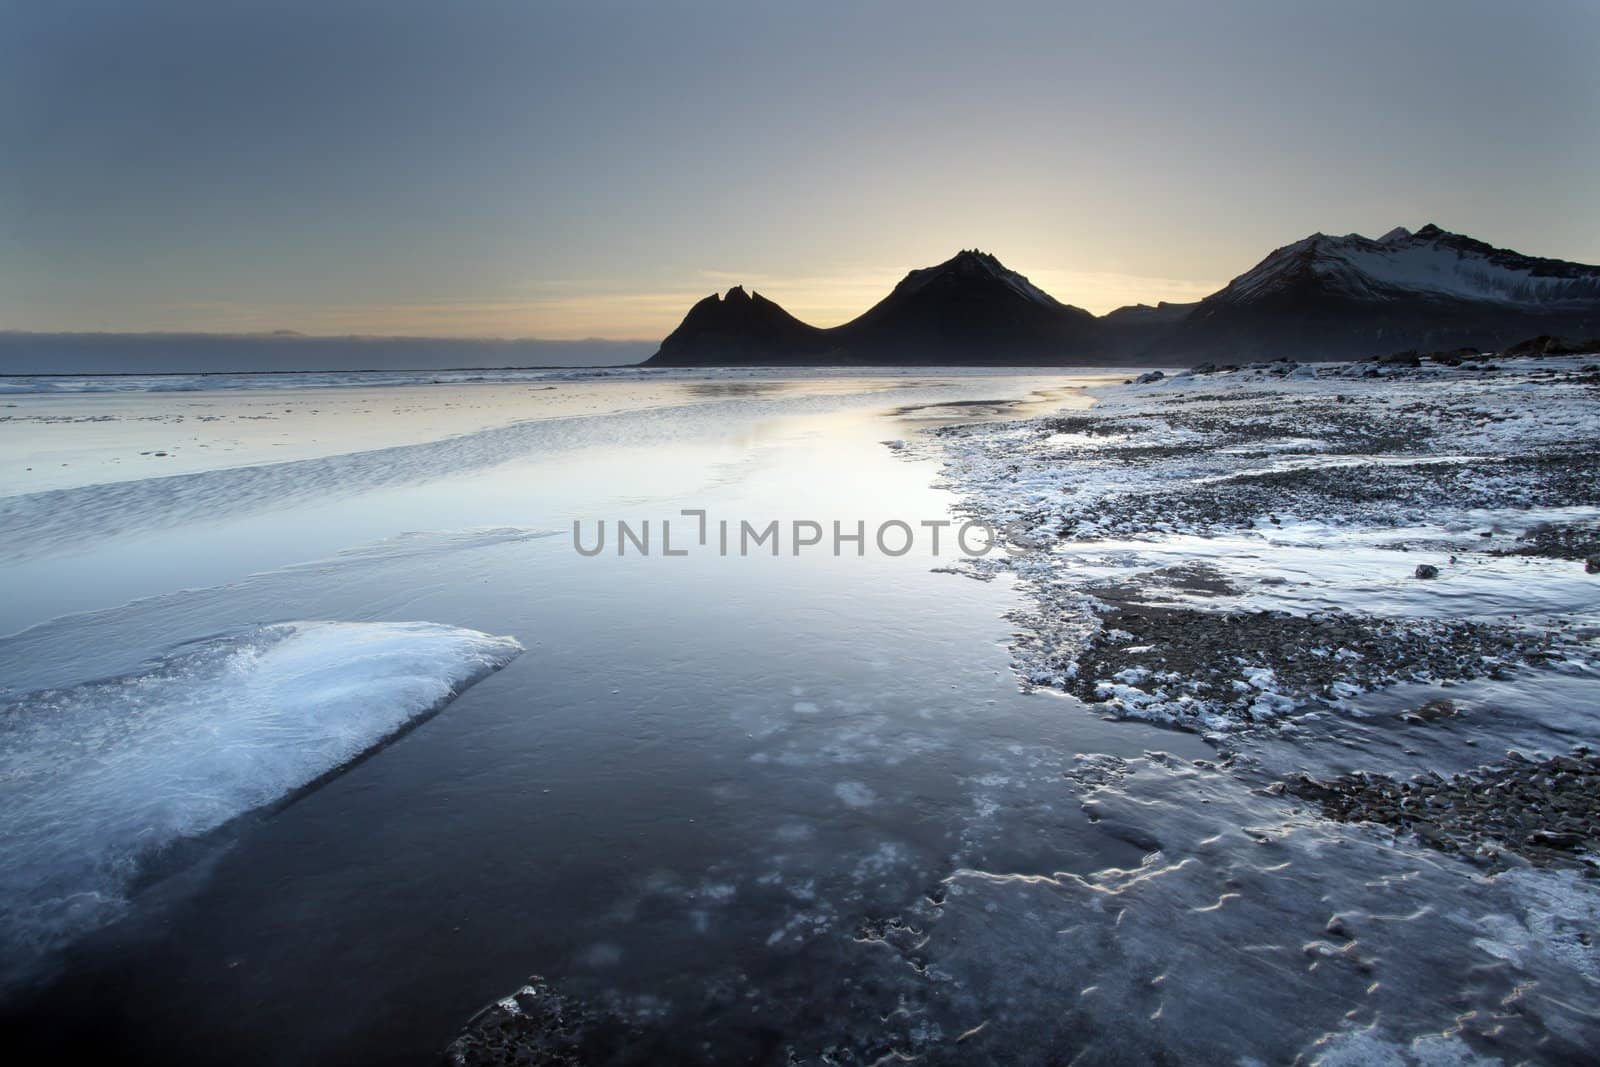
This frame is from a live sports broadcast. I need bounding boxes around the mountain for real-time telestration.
[1157,224,1600,361]
[651,286,832,365]
[644,229,1600,366]
[833,250,1100,362]
[1098,300,1200,356]
[646,250,1101,366]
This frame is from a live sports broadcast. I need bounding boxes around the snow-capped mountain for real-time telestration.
[1217,224,1600,308]
[1160,224,1600,361]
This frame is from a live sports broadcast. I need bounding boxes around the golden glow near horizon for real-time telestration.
[10,5,1597,344]
[54,265,1226,341]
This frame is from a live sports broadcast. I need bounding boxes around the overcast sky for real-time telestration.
[5,0,1597,339]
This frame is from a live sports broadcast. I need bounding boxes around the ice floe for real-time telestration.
[0,620,521,984]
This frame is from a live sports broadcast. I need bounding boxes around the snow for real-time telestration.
[919,354,1600,730]
[1041,521,1600,623]
[0,620,522,984]
[1223,228,1600,307]
[1337,240,1597,305]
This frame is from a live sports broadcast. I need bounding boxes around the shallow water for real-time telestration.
[8,367,1595,1064]
[1,369,1210,1063]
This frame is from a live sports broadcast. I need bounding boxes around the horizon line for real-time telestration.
[0,329,664,344]
[13,222,1592,343]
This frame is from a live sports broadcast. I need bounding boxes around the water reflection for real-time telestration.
[1,369,1187,1064]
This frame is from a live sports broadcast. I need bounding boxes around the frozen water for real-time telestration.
[0,620,521,985]
[847,753,1600,1064]
[5,365,1595,1063]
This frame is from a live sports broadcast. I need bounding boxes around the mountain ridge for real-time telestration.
[646,228,1600,366]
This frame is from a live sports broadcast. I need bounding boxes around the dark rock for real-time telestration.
[1526,830,1586,850]
[445,975,642,1066]
[1288,750,1600,869]
[1380,349,1422,367]
[1502,335,1600,358]
[1502,335,1562,357]
[1398,698,1457,724]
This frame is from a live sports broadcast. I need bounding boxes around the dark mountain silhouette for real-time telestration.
[648,250,1101,366]
[1098,300,1199,358]
[835,250,1099,362]
[645,229,1600,366]
[651,286,833,365]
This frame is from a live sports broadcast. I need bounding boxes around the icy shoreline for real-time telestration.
[813,353,1600,1063]
[876,351,1600,1062]
[925,354,1600,735]
[446,357,1600,1065]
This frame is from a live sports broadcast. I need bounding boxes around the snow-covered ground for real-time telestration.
[925,354,1600,735]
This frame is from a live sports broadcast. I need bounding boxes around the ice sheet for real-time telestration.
[0,620,521,985]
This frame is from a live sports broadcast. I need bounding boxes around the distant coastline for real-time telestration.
[0,332,656,375]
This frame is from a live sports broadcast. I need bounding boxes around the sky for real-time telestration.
[4,0,1598,340]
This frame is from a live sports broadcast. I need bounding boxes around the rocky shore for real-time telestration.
[1286,749,1600,869]
[446,978,629,1067]
[927,353,1600,731]
[1065,599,1563,730]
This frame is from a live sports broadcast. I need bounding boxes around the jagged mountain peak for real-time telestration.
[904,248,1016,282]
[690,285,791,311]
[650,281,827,365]
[944,248,1009,272]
